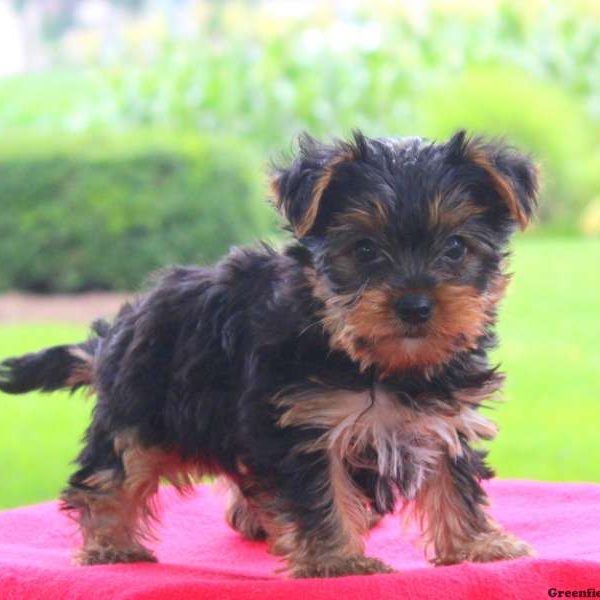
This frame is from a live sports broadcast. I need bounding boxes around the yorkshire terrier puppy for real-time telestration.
[0,130,538,577]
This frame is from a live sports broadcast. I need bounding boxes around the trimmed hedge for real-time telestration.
[0,132,275,292]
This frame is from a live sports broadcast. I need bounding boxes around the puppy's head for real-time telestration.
[271,131,538,375]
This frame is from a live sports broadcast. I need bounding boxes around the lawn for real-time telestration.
[0,236,598,509]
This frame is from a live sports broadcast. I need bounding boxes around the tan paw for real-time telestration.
[76,544,157,565]
[292,555,394,578]
[433,530,535,566]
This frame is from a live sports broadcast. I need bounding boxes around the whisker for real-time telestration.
[342,279,370,310]
[298,315,329,338]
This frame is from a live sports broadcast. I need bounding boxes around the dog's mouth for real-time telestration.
[382,320,430,340]
[374,325,430,346]
[401,325,428,339]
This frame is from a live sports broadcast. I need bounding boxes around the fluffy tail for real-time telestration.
[0,320,109,395]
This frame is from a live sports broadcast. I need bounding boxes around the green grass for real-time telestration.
[0,237,598,509]
[487,236,600,482]
[0,324,90,509]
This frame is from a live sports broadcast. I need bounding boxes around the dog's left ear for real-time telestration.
[270,133,364,238]
[448,131,539,230]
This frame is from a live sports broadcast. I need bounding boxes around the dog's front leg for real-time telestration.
[414,449,534,566]
[249,451,393,578]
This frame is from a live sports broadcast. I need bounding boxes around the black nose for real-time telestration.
[396,294,434,324]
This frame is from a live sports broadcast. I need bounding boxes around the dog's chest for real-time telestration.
[277,385,496,499]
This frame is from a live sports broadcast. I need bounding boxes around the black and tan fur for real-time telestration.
[0,130,538,577]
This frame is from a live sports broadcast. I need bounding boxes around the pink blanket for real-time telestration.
[0,480,599,599]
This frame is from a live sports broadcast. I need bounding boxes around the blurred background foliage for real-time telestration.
[1,1,600,292]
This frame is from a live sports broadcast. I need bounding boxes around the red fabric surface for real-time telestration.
[0,480,599,600]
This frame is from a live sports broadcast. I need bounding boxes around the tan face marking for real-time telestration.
[314,275,508,376]
[428,192,487,230]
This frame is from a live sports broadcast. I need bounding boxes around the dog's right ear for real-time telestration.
[270,133,365,238]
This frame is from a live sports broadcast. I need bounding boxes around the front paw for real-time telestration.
[76,544,157,565]
[433,530,535,566]
[292,555,394,578]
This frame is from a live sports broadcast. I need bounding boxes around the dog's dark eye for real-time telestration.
[354,239,378,263]
[443,236,467,262]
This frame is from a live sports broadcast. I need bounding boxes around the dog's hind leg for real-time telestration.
[61,430,190,565]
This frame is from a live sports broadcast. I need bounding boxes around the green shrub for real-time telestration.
[0,132,274,292]
[419,67,600,227]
